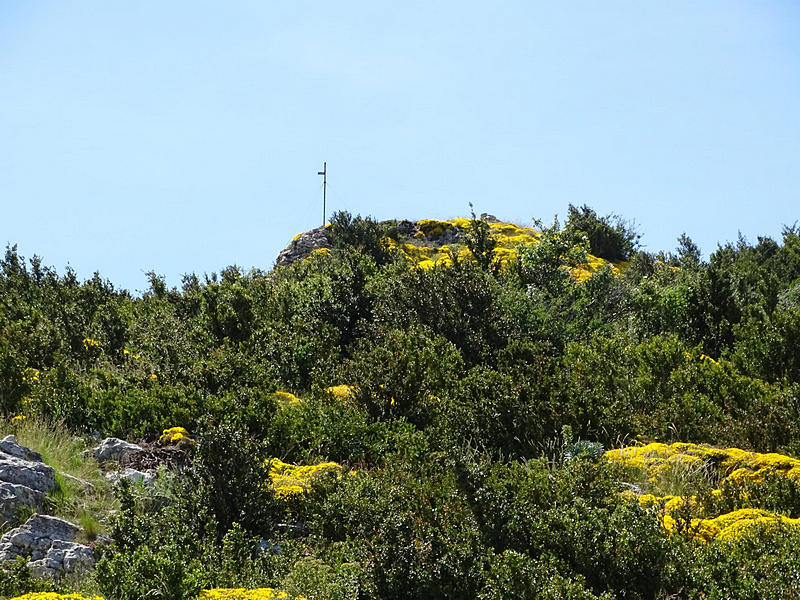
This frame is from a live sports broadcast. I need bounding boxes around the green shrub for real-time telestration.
[564,204,639,262]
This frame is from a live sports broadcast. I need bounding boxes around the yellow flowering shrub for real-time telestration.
[390,218,623,279]
[325,385,356,400]
[199,589,306,600]
[9,594,105,600]
[605,442,800,486]
[266,458,343,498]
[273,391,303,405]
[290,217,625,282]
[21,367,40,382]
[82,337,100,350]
[7,589,306,599]
[609,442,800,541]
[159,426,193,445]
[706,509,800,542]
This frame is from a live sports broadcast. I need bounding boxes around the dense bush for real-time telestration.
[5,207,800,598]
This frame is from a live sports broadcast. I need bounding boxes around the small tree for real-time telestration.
[328,211,398,266]
[564,204,640,262]
[465,204,497,272]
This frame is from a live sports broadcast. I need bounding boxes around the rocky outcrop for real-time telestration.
[0,482,44,522]
[0,514,94,577]
[104,467,154,486]
[0,435,55,523]
[0,435,42,462]
[84,437,144,463]
[275,226,331,267]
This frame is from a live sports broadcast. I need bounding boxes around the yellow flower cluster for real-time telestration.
[325,384,356,400]
[159,426,193,445]
[9,594,105,600]
[605,442,800,486]
[11,414,27,423]
[21,367,40,383]
[608,443,800,541]
[274,391,303,405]
[636,496,800,542]
[9,592,306,600]
[382,218,625,280]
[266,458,343,498]
[569,254,627,282]
[82,337,100,350]
[199,589,306,600]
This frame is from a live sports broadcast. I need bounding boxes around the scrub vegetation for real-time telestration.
[3,207,800,599]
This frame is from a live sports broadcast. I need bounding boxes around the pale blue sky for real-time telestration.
[2,1,798,292]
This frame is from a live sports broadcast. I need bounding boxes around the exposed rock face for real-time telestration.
[0,482,44,522]
[397,220,420,237]
[275,226,331,267]
[0,453,56,493]
[0,435,55,523]
[0,514,94,577]
[84,437,144,463]
[0,435,43,462]
[29,539,95,577]
[105,467,154,486]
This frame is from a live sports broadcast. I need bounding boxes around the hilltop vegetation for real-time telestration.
[2,207,800,599]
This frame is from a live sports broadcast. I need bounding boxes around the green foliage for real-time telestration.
[682,525,800,598]
[564,204,640,262]
[5,209,800,599]
[0,556,59,597]
[464,205,497,272]
[345,326,463,426]
[328,211,398,266]
[281,557,364,600]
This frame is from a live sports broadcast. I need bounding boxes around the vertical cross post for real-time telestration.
[318,162,327,226]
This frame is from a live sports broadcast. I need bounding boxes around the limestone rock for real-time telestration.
[0,450,55,494]
[104,467,154,486]
[0,438,54,524]
[85,437,144,463]
[275,226,331,267]
[397,220,419,236]
[28,539,95,578]
[0,482,44,522]
[0,435,43,462]
[60,472,95,491]
[0,514,80,561]
[0,514,93,577]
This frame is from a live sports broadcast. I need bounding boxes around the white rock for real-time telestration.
[105,467,154,485]
[0,435,42,462]
[85,437,143,462]
[0,451,55,493]
[28,539,95,577]
[0,481,44,522]
[0,513,93,576]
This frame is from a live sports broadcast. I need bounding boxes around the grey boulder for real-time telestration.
[0,435,42,462]
[85,437,143,463]
[104,467,154,486]
[0,482,45,522]
[0,453,56,493]
[0,437,55,523]
[0,514,94,576]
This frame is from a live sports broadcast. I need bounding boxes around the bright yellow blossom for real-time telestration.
[9,594,105,600]
[266,458,343,498]
[159,426,193,445]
